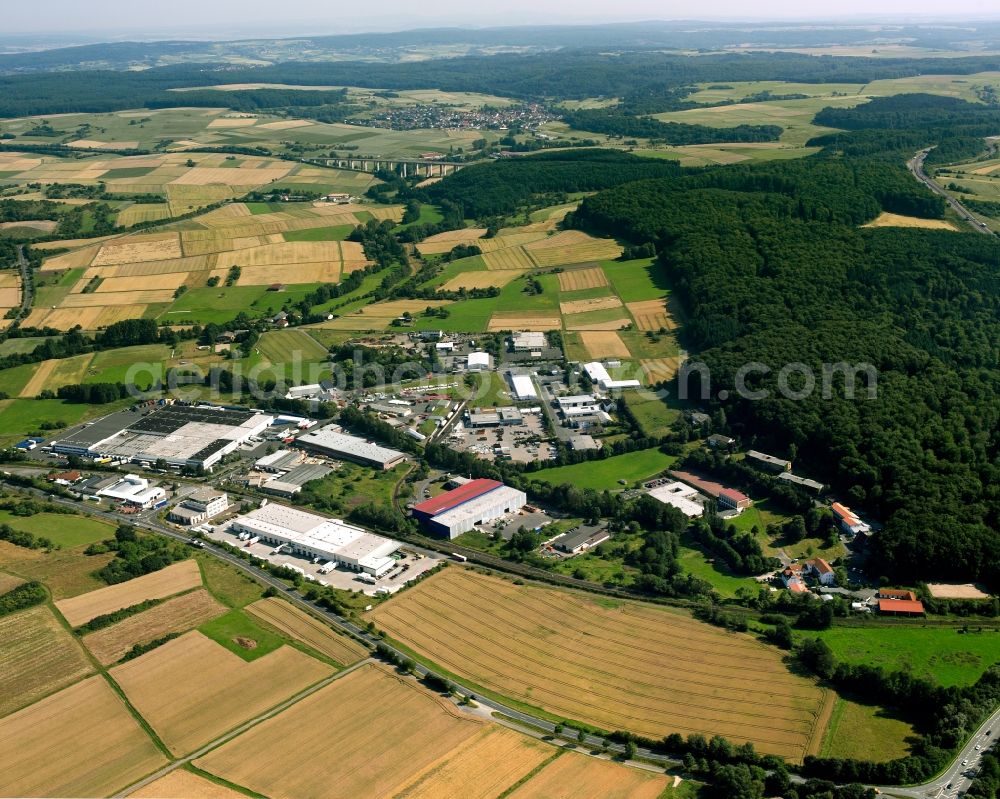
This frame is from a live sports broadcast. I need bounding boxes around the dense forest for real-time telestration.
[559,109,782,144]
[6,50,1000,117]
[417,149,680,217]
[568,153,1000,588]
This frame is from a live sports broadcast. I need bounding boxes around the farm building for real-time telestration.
[718,488,752,512]
[51,405,273,470]
[583,361,641,390]
[508,373,538,401]
[877,598,925,616]
[745,450,792,473]
[512,331,546,351]
[879,589,917,601]
[467,351,492,371]
[295,425,407,470]
[831,502,871,535]
[706,434,734,448]
[97,475,165,509]
[228,504,399,578]
[411,478,526,539]
[168,488,229,526]
[778,472,826,495]
[646,481,705,518]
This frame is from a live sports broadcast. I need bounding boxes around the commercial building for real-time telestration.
[169,488,229,526]
[467,352,492,371]
[51,405,274,471]
[260,463,333,498]
[254,449,305,474]
[97,475,166,509]
[647,481,705,518]
[512,331,546,351]
[778,472,826,495]
[567,434,601,451]
[411,478,526,539]
[228,504,399,578]
[831,502,871,535]
[583,361,641,390]
[745,450,792,473]
[295,425,408,470]
[508,373,538,401]
[557,395,599,412]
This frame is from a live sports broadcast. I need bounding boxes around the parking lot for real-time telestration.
[203,525,444,596]
[450,413,555,463]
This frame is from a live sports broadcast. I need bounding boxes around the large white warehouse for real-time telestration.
[228,503,399,578]
[411,478,526,539]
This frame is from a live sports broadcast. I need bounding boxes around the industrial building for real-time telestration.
[467,351,492,371]
[169,488,229,526]
[259,463,333,498]
[718,488,752,512]
[295,425,408,470]
[512,331,547,351]
[646,481,705,517]
[508,373,538,401]
[51,405,274,471]
[583,361,641,390]
[97,475,166,509]
[778,472,826,495]
[465,407,523,428]
[553,527,611,554]
[411,478,526,539]
[228,504,399,578]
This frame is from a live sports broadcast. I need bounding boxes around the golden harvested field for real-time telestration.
[578,330,631,358]
[439,269,525,291]
[39,243,101,270]
[370,568,831,760]
[325,299,454,329]
[487,312,562,332]
[131,769,249,798]
[627,299,675,331]
[863,212,959,230]
[195,664,484,799]
[206,116,259,128]
[0,676,167,798]
[642,358,681,382]
[0,605,93,719]
[18,356,59,398]
[91,233,183,266]
[112,631,333,755]
[557,266,608,292]
[215,241,341,267]
[95,305,150,328]
[55,560,202,628]
[529,239,624,268]
[33,235,117,251]
[559,296,622,316]
[246,597,367,666]
[117,204,171,227]
[0,571,24,593]
[96,273,187,293]
[238,263,343,285]
[391,724,553,799]
[480,231,550,251]
[0,272,20,288]
[60,289,175,307]
[483,246,536,271]
[84,588,226,665]
[422,228,488,244]
[509,751,669,799]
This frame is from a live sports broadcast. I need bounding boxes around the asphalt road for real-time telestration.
[14,245,32,321]
[907,149,993,235]
[877,707,1000,798]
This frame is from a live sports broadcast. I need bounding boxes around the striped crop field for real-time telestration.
[370,568,833,761]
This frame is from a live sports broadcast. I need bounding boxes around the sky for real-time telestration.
[3,1,1000,37]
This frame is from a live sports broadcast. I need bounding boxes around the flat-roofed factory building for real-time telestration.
[411,478,526,539]
[228,503,399,578]
[295,425,408,470]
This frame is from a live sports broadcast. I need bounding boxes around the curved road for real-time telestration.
[907,149,993,235]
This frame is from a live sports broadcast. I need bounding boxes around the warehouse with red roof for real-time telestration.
[412,478,526,539]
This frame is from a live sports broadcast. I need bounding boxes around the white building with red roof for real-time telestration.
[411,478,526,539]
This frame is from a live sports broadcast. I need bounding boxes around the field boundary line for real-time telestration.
[115,657,373,797]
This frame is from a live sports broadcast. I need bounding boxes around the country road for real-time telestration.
[907,149,993,235]
[4,477,997,793]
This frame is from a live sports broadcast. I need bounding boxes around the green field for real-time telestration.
[198,608,285,662]
[677,533,760,598]
[0,363,38,397]
[84,344,171,386]
[620,392,683,437]
[297,462,404,514]
[820,697,915,763]
[531,449,676,491]
[0,398,123,446]
[283,225,355,242]
[0,510,114,548]
[0,336,54,357]
[256,329,329,364]
[601,258,669,302]
[815,626,1000,687]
